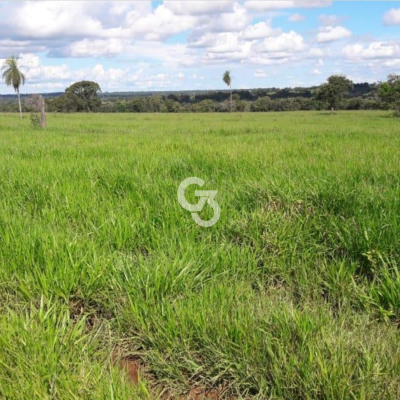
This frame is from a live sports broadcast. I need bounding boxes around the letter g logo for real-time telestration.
[177,177,220,228]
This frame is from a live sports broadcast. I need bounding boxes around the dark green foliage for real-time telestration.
[46,92,84,113]
[65,80,102,112]
[316,75,354,112]
[379,74,400,117]
[0,80,389,114]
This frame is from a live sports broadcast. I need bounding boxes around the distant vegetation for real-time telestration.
[379,74,400,117]
[0,79,382,114]
[0,64,399,116]
[316,75,353,114]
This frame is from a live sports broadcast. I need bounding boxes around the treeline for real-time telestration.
[46,83,380,113]
[0,81,386,113]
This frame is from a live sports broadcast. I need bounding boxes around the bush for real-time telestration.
[30,113,41,129]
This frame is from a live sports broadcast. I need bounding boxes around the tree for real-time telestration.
[197,99,217,112]
[46,92,84,113]
[65,81,102,112]
[222,70,232,112]
[128,98,146,113]
[316,75,353,114]
[379,74,400,117]
[1,55,26,119]
[164,98,180,112]
[250,96,273,112]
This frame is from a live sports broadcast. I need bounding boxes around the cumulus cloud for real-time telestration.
[63,38,125,58]
[203,33,244,54]
[342,41,399,60]
[126,5,196,41]
[1,2,103,39]
[164,1,234,16]
[255,31,306,54]
[242,22,281,40]
[244,0,331,11]
[0,40,45,58]
[204,3,251,33]
[0,0,395,92]
[317,26,352,43]
[0,52,188,92]
[383,8,400,26]
[309,47,325,58]
[188,27,307,66]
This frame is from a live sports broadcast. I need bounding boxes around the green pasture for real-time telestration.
[0,111,399,399]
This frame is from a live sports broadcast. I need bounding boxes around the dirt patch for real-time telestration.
[160,385,235,400]
[184,386,233,399]
[111,348,238,399]
[112,349,142,385]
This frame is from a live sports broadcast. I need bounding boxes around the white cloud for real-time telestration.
[247,55,289,66]
[19,53,41,69]
[17,53,71,82]
[289,14,306,22]
[317,26,351,43]
[242,22,281,40]
[0,52,186,92]
[383,8,400,26]
[382,58,400,67]
[0,0,397,92]
[311,68,322,75]
[6,2,103,39]
[342,42,399,60]
[255,31,305,54]
[164,1,234,16]
[244,0,331,11]
[65,38,125,57]
[309,47,324,57]
[205,33,244,54]
[204,3,251,33]
[126,5,196,41]
[109,1,152,16]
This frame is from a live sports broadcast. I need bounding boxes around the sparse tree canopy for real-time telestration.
[379,74,400,117]
[1,55,26,119]
[223,70,233,112]
[223,70,231,87]
[317,75,353,114]
[65,81,102,112]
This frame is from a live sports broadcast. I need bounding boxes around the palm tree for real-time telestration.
[222,70,232,112]
[2,55,26,119]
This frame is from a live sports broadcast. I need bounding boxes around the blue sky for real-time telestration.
[0,1,400,94]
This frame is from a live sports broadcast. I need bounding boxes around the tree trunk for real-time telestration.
[17,89,22,119]
[230,85,232,112]
[331,107,334,115]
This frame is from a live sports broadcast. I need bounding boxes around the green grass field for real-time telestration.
[1,111,400,399]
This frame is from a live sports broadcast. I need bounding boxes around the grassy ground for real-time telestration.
[0,111,400,399]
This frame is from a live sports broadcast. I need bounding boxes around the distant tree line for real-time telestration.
[40,78,381,114]
[1,71,400,116]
